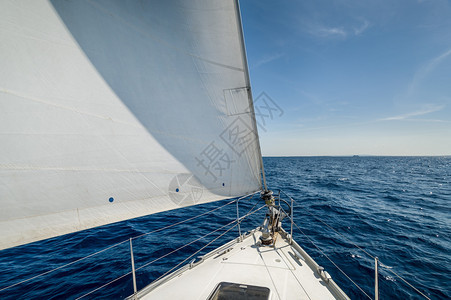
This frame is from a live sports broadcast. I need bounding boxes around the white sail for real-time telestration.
[0,0,262,250]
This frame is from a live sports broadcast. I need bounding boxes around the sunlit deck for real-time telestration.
[135,228,349,299]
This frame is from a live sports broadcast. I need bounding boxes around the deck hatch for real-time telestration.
[207,281,270,300]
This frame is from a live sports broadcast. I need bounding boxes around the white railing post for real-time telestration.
[236,200,242,241]
[130,238,138,299]
[290,197,293,244]
[375,257,379,300]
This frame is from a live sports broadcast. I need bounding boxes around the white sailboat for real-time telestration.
[0,0,350,298]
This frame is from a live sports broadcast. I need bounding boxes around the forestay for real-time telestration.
[0,0,262,250]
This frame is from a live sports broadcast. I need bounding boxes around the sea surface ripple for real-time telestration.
[0,156,449,299]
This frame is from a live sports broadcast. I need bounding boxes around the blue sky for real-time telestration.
[240,0,451,156]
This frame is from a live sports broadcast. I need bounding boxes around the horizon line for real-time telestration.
[262,154,451,157]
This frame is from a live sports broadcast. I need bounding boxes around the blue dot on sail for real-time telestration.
[109,197,114,203]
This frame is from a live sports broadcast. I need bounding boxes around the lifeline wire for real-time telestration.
[131,191,258,241]
[154,204,267,283]
[1,192,258,292]
[76,203,266,299]
[291,219,373,299]
[75,220,238,300]
[75,271,132,300]
[281,189,431,300]
[0,239,129,293]
[135,218,239,272]
[135,197,264,271]
[153,221,239,283]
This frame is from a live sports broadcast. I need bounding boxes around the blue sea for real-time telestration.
[0,157,450,299]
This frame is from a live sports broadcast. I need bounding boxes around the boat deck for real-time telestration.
[136,228,349,299]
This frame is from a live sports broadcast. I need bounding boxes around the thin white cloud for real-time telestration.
[402,118,451,123]
[354,20,370,35]
[307,25,347,38]
[318,27,347,38]
[307,19,370,39]
[409,48,451,94]
[252,53,284,69]
[380,104,445,121]
[424,48,451,74]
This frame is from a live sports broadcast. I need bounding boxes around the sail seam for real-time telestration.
[0,88,141,128]
[0,164,181,173]
[1,88,212,144]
